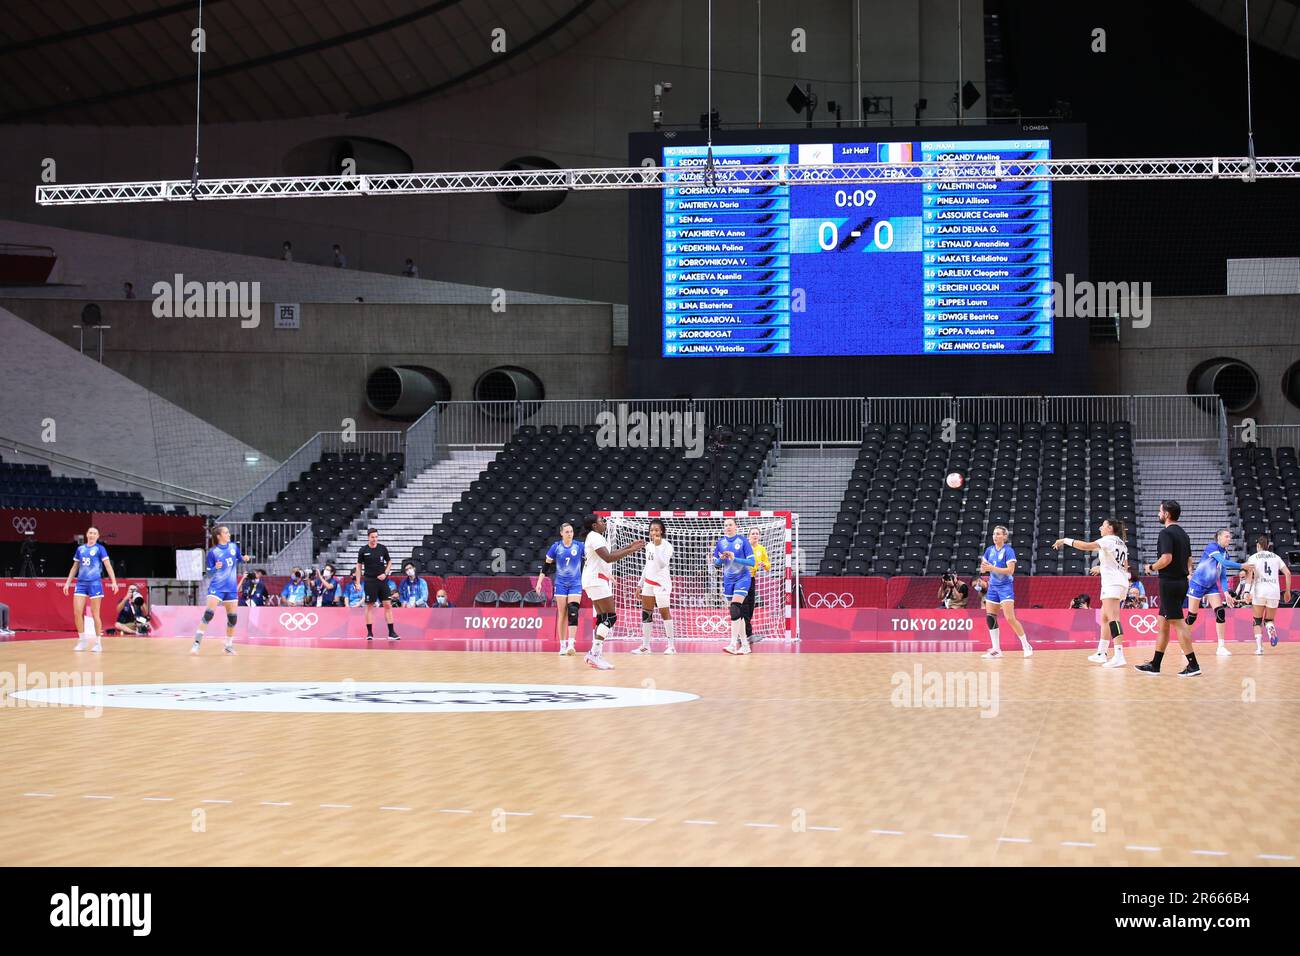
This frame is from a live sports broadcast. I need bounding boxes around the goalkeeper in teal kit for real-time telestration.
[713,516,756,656]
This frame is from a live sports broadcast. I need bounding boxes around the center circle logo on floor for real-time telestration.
[10,681,700,713]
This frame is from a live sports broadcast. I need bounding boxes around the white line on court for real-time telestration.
[380,806,412,812]
[745,822,779,828]
[1258,853,1295,861]
[319,803,352,809]
[808,825,841,832]
[142,797,174,802]
[259,801,291,806]
[622,816,656,823]
[201,799,233,804]
[22,793,53,798]
[438,808,473,814]
[870,829,904,835]
[559,814,594,819]
[82,795,113,800]
[933,833,969,840]
[1191,849,1229,857]
[501,811,533,817]
[998,837,1032,844]
[683,819,718,825]
[1125,845,1162,853]
[1060,841,1096,848]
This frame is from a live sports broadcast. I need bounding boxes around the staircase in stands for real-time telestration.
[752,446,857,575]
[1135,441,1240,562]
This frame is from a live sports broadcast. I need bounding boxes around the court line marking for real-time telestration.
[1258,853,1295,861]
[745,822,779,828]
[870,829,904,835]
[500,811,532,817]
[438,808,473,814]
[319,803,352,809]
[1061,841,1096,848]
[559,814,594,820]
[683,819,718,826]
[22,792,54,798]
[933,833,969,840]
[997,837,1032,844]
[201,799,232,804]
[260,801,291,807]
[380,806,412,812]
[622,816,656,823]
[808,825,841,832]
[1191,849,1229,857]
[82,795,113,800]
[1126,845,1162,852]
[142,797,174,802]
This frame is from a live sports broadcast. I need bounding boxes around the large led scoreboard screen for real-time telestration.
[660,138,1054,358]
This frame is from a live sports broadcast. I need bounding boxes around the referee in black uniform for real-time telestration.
[356,528,399,641]
[1136,499,1197,676]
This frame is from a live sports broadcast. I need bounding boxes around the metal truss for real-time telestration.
[34,156,1300,205]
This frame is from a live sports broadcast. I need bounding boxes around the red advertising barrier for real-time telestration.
[0,578,152,631]
[0,509,204,547]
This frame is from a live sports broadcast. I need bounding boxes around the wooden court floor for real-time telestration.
[1,637,1297,866]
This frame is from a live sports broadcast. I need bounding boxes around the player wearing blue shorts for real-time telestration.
[980,525,1032,659]
[714,517,756,655]
[536,522,585,656]
[1186,529,1244,657]
[192,525,250,655]
[62,526,118,652]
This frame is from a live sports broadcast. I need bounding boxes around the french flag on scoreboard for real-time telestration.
[880,142,913,163]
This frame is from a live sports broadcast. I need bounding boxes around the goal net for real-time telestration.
[600,510,799,642]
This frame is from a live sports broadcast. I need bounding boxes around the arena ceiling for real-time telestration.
[0,0,630,125]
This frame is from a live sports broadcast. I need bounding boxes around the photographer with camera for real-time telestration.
[115,584,152,635]
[239,569,269,607]
[314,564,342,607]
[937,572,970,609]
[1070,593,1092,610]
[281,568,309,606]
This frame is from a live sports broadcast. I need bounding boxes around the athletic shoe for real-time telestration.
[585,652,613,671]
[1178,662,1202,678]
[1102,654,1127,668]
[981,649,1002,659]
[387,633,400,641]
[1021,642,1033,658]
[1255,645,1263,656]
[736,642,752,655]
[1269,629,1278,647]
[564,641,577,656]
[1087,651,1109,664]
[1216,645,1231,657]
[1134,662,1161,675]
[74,639,88,652]
[366,635,374,641]
[557,642,569,657]
[190,642,200,655]
[663,643,677,655]
[224,643,236,656]
[723,642,739,655]
[91,642,102,653]
[631,645,652,655]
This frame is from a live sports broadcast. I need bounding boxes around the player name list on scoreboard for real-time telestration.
[920,139,1053,354]
[662,145,792,356]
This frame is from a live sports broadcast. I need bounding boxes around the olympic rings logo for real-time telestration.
[278,612,319,631]
[1128,614,1160,635]
[694,616,732,634]
[12,516,36,534]
[807,592,855,608]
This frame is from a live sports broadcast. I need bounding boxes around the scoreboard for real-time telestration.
[660,138,1054,358]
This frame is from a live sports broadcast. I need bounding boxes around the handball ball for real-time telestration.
[945,471,964,489]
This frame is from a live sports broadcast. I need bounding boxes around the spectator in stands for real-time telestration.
[1128,568,1147,604]
[0,601,13,636]
[315,564,342,607]
[399,563,429,607]
[282,568,309,606]
[123,281,136,299]
[1070,593,1092,610]
[1123,586,1149,609]
[115,585,151,634]
[332,244,347,268]
[281,241,293,262]
[342,577,365,608]
[402,258,419,278]
[433,588,453,608]
[938,573,970,609]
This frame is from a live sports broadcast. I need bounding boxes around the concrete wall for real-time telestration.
[4,299,617,460]
[0,0,985,306]
[1092,294,1300,426]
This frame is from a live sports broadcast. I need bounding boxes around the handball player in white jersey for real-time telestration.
[632,518,676,655]
[1054,517,1131,667]
[581,514,643,670]
[1241,533,1292,654]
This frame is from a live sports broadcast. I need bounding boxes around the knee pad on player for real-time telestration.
[1214,606,1226,624]
[202,608,215,623]
[986,614,997,630]
[567,603,580,627]
[226,612,238,628]
[597,611,617,629]
[1109,619,1123,639]
[730,603,745,621]
[642,608,653,624]
[1253,616,1264,628]
[1184,612,1198,626]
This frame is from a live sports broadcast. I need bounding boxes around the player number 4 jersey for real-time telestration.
[1245,551,1283,588]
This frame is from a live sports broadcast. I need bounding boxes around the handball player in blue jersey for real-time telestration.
[1186,528,1245,657]
[192,524,250,655]
[713,516,756,655]
[979,525,1032,659]
[535,521,584,656]
[62,525,119,652]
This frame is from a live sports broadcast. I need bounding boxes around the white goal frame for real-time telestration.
[599,509,800,641]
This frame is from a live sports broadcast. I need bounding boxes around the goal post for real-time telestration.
[599,510,800,642]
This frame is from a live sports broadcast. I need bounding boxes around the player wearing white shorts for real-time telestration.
[1054,518,1130,667]
[633,518,676,655]
[1242,534,1292,655]
[581,514,644,670]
